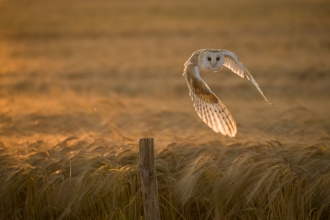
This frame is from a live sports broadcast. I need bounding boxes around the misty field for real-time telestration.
[1,0,330,219]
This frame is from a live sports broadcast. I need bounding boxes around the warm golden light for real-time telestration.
[0,0,329,219]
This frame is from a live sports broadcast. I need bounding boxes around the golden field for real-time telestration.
[0,0,330,219]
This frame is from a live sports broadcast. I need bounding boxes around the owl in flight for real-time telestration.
[183,49,272,137]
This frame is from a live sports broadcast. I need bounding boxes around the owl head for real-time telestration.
[198,49,225,71]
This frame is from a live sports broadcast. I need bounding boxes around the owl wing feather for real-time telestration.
[184,64,237,137]
[220,50,273,106]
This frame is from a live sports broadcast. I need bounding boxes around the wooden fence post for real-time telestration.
[139,138,161,220]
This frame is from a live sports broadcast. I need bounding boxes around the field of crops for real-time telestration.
[0,0,330,219]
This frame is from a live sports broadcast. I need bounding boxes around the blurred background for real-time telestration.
[0,0,329,148]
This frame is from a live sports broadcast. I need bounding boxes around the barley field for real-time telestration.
[0,0,330,219]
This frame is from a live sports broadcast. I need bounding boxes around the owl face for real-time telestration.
[199,50,225,71]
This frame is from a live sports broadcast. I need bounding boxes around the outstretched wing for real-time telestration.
[184,64,237,137]
[220,49,273,106]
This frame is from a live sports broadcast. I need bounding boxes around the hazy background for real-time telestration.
[0,0,330,149]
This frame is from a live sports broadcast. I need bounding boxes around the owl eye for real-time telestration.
[207,57,211,61]
[216,57,220,61]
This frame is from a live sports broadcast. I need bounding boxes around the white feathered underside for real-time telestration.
[223,56,245,78]
[186,80,237,137]
[221,50,272,106]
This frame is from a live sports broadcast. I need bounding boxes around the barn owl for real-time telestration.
[183,49,272,137]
